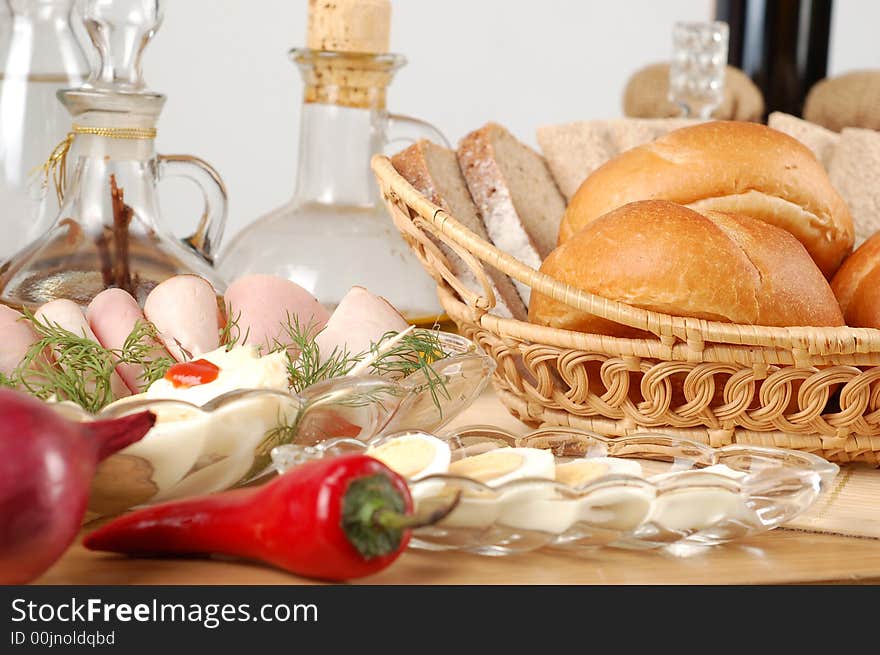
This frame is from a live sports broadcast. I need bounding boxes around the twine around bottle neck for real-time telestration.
[41,124,157,204]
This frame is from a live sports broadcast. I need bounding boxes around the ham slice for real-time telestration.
[315,286,409,362]
[34,299,130,399]
[87,288,171,392]
[144,275,221,361]
[0,305,38,377]
[224,274,329,353]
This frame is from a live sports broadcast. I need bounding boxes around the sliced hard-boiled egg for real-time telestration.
[699,464,749,480]
[647,464,756,531]
[648,463,748,485]
[367,432,451,481]
[552,458,651,533]
[498,457,645,534]
[448,447,555,487]
[555,457,642,487]
[440,448,554,530]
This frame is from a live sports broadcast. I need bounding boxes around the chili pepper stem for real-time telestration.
[341,476,460,560]
[373,491,462,530]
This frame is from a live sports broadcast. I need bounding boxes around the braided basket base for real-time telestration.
[444,290,880,465]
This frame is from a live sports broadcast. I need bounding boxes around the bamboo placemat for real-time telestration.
[448,388,880,540]
[784,467,880,539]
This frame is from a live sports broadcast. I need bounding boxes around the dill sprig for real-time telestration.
[124,320,174,389]
[219,306,250,352]
[276,317,451,410]
[275,314,361,393]
[243,324,454,481]
[16,310,119,412]
[369,329,446,378]
[368,328,451,410]
[12,312,173,412]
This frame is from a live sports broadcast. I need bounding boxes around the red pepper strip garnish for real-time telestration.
[164,358,220,388]
[83,455,458,581]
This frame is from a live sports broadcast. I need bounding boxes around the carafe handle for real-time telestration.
[385,113,450,150]
[157,154,228,263]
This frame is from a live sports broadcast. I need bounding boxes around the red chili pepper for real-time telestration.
[164,358,220,388]
[84,454,447,581]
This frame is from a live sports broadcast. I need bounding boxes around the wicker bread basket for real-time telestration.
[371,155,880,465]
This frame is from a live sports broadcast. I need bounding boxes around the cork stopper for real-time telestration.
[294,49,402,110]
[307,0,391,54]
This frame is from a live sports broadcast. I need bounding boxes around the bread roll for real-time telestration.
[831,231,880,329]
[624,63,764,122]
[530,200,844,335]
[559,121,855,279]
[804,70,880,132]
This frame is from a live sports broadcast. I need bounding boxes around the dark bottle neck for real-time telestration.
[716,0,832,117]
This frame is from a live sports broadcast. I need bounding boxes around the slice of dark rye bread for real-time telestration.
[391,140,528,320]
[457,123,566,306]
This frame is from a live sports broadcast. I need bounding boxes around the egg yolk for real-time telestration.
[164,359,221,388]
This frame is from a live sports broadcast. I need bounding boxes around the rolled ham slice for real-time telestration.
[144,275,221,362]
[224,274,330,353]
[315,286,409,362]
[87,288,171,392]
[34,299,130,399]
[0,305,38,377]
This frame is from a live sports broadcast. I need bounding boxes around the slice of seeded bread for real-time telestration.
[391,140,527,320]
[536,118,698,200]
[768,112,839,169]
[457,123,566,305]
[829,127,880,246]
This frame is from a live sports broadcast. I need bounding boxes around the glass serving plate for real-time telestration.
[272,425,838,554]
[48,332,493,517]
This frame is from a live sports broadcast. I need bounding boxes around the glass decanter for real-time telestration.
[0,0,89,263]
[668,20,729,119]
[0,0,227,310]
[219,48,446,325]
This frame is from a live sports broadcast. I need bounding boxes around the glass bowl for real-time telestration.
[50,331,493,517]
[272,425,838,554]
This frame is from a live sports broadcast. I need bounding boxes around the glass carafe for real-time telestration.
[0,0,227,310]
[0,0,89,262]
[219,49,446,325]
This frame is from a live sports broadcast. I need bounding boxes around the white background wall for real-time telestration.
[139,0,880,249]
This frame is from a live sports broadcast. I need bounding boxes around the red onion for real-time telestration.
[0,389,155,584]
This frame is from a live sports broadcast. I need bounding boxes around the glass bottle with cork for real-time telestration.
[219,0,447,326]
[0,0,228,310]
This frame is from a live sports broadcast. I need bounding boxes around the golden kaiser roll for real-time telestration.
[530,200,844,335]
[558,121,854,278]
[831,231,880,329]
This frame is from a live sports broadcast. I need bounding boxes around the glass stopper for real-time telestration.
[668,20,729,119]
[79,0,163,92]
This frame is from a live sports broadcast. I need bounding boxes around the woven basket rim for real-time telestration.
[372,154,880,358]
